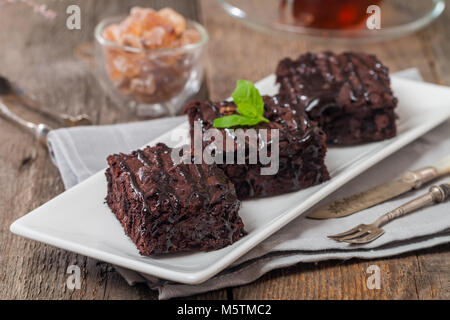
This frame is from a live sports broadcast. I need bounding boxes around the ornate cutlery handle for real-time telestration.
[375,183,450,227]
[0,101,51,145]
[402,155,450,189]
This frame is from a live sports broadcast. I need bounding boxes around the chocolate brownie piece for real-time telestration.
[105,143,245,255]
[276,51,398,145]
[184,95,330,199]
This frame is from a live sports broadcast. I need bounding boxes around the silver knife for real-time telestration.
[307,155,450,219]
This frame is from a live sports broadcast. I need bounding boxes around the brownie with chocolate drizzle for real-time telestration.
[105,143,245,255]
[276,52,398,145]
[184,95,330,200]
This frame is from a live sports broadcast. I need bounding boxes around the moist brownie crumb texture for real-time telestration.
[105,143,245,255]
[185,95,330,199]
[276,51,398,145]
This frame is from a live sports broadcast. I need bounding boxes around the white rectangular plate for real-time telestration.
[10,75,450,284]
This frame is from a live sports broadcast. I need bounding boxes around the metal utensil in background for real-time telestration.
[0,101,51,145]
[328,182,450,244]
[307,155,450,219]
[0,75,92,127]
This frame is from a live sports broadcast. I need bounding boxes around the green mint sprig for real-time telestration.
[213,80,270,128]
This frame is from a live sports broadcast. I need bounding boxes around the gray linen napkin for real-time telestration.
[47,69,450,299]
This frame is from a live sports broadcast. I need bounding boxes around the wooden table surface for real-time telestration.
[1,0,449,300]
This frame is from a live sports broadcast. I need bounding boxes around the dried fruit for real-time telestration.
[158,7,186,36]
[101,7,202,104]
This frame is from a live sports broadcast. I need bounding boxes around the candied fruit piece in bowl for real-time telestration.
[142,27,174,49]
[119,16,143,36]
[158,7,187,36]
[102,23,121,43]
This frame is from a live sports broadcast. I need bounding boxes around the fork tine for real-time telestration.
[328,225,363,239]
[336,229,370,241]
[341,230,385,244]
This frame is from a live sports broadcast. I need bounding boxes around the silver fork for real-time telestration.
[328,182,450,244]
[0,101,51,145]
[0,75,92,127]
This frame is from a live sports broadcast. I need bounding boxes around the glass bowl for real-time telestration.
[218,0,445,43]
[95,16,209,118]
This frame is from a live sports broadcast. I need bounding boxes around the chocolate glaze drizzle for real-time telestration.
[276,51,398,145]
[277,52,397,118]
[107,143,244,253]
[118,156,149,214]
[184,94,330,199]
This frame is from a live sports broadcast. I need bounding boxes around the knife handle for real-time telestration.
[402,155,450,189]
[433,155,450,176]
[375,183,450,227]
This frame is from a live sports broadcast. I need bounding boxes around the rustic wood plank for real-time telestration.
[416,4,450,85]
[200,0,450,300]
[0,0,158,300]
[0,0,223,300]
[230,246,450,300]
[409,7,450,300]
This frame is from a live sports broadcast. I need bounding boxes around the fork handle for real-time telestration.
[375,183,450,227]
[0,101,51,145]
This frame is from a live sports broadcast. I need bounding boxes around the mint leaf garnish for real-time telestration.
[232,80,265,118]
[213,80,270,129]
